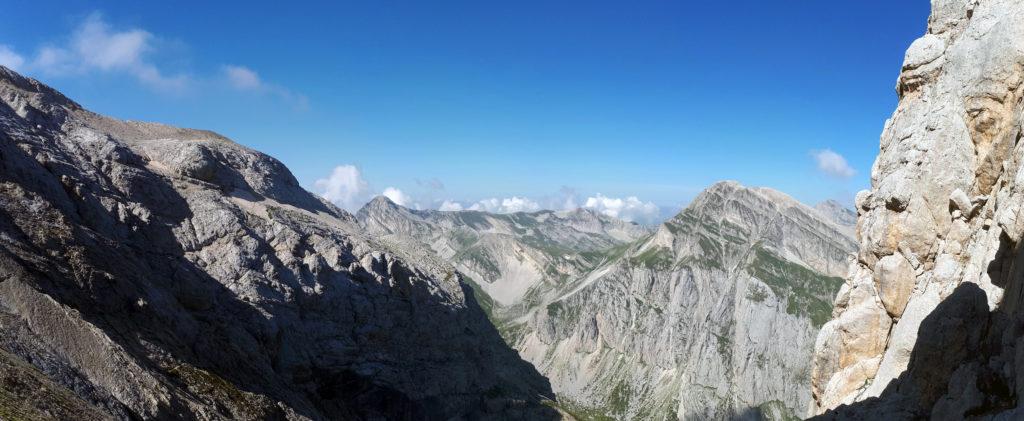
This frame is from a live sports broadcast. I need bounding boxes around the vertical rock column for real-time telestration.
[811,0,1024,413]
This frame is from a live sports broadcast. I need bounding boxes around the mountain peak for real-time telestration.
[0,65,80,125]
[683,180,804,218]
[368,194,399,208]
[356,195,407,221]
[814,199,857,228]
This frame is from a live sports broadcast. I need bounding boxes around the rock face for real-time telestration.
[810,1,1024,418]
[0,66,558,420]
[363,181,857,419]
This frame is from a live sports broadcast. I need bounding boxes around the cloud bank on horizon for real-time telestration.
[313,164,664,224]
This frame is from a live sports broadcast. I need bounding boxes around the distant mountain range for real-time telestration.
[358,181,858,419]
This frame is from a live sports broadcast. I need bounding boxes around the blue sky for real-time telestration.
[0,0,930,222]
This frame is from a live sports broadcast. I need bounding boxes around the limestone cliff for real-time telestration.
[0,66,558,420]
[811,0,1024,418]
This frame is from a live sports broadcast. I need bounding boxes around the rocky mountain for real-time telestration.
[814,200,857,235]
[0,65,559,420]
[514,182,857,420]
[357,196,651,310]
[811,0,1024,419]
[362,181,858,419]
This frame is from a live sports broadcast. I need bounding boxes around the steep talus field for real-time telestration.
[0,65,559,420]
[363,181,858,420]
[811,0,1024,419]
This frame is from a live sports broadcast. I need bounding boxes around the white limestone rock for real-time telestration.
[873,253,916,318]
[811,0,1024,418]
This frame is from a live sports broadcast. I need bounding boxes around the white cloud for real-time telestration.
[381,187,411,207]
[438,200,464,211]
[222,65,262,90]
[469,197,541,213]
[0,45,25,71]
[7,13,302,106]
[468,199,500,212]
[220,64,309,110]
[812,149,856,179]
[583,194,660,223]
[29,13,189,91]
[314,165,369,211]
[32,47,74,74]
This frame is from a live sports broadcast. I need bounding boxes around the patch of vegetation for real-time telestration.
[546,299,581,324]
[747,245,844,328]
[454,246,501,277]
[717,220,750,245]
[456,211,491,229]
[754,353,768,370]
[495,320,529,346]
[714,324,733,360]
[461,275,498,321]
[677,255,721,272]
[746,283,769,302]
[579,241,635,266]
[754,400,801,421]
[697,235,725,264]
[542,399,617,421]
[508,213,540,229]
[670,209,750,245]
[0,349,111,421]
[520,234,572,260]
[629,246,674,268]
[168,363,244,400]
[662,219,687,235]
[607,381,633,415]
[450,229,479,249]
